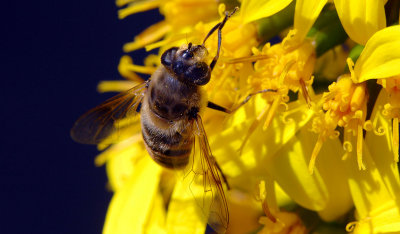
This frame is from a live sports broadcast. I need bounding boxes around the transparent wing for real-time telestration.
[70,81,148,144]
[180,115,229,233]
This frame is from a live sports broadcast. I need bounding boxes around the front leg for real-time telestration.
[207,89,277,114]
[207,101,231,114]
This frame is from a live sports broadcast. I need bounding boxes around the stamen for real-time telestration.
[279,60,296,84]
[258,180,277,223]
[351,85,366,111]
[262,200,277,223]
[299,79,312,107]
[357,122,366,170]
[309,134,324,174]
[345,221,358,232]
[263,98,280,131]
[393,117,399,162]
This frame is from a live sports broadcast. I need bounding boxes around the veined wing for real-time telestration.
[70,81,148,144]
[180,115,229,233]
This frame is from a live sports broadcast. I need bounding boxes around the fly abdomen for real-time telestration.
[141,118,192,169]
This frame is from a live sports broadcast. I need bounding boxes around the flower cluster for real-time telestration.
[93,0,400,233]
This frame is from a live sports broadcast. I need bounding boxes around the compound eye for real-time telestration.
[182,50,193,60]
[161,47,178,67]
[185,62,210,85]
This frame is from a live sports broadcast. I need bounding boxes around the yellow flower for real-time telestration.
[338,26,400,232]
[242,0,386,45]
[350,25,400,162]
[75,1,400,233]
[228,29,317,153]
[308,25,400,174]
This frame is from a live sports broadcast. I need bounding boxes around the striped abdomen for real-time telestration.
[141,117,193,169]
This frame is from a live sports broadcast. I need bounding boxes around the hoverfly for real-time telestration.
[71,8,239,234]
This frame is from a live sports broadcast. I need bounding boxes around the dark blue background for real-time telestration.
[2,1,161,233]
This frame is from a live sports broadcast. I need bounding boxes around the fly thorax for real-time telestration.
[148,70,201,121]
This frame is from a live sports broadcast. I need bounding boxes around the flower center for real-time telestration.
[322,75,367,130]
[251,30,316,103]
[309,75,368,172]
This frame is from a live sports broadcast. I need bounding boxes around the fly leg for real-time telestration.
[207,89,277,114]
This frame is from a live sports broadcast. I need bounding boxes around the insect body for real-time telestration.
[141,43,208,169]
[71,8,238,234]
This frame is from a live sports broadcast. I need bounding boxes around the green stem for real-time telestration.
[348,44,364,63]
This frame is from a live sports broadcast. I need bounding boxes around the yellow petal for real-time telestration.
[334,0,386,45]
[344,136,400,233]
[227,190,263,233]
[352,25,400,82]
[166,176,207,234]
[294,0,327,42]
[353,201,400,233]
[241,0,293,24]
[104,141,143,191]
[143,191,167,233]
[210,96,314,193]
[343,136,398,220]
[118,0,162,19]
[97,80,138,93]
[123,21,171,52]
[103,157,162,234]
[269,128,353,221]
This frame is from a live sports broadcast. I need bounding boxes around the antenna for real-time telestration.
[202,7,238,71]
